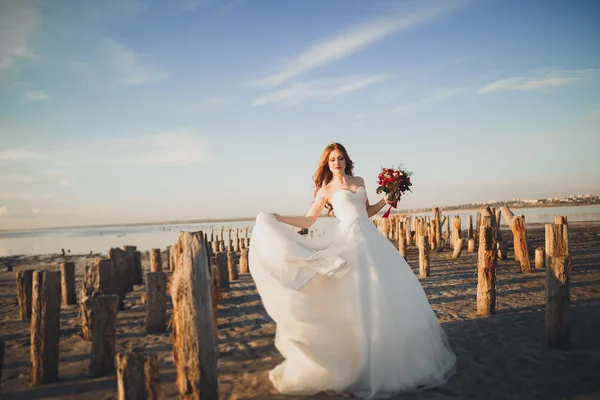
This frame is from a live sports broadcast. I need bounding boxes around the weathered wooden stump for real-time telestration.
[17,269,34,320]
[535,247,545,270]
[116,348,159,400]
[60,262,77,306]
[418,224,430,278]
[467,215,473,240]
[467,238,475,253]
[239,248,249,274]
[170,231,218,399]
[398,221,407,257]
[80,258,114,341]
[31,270,61,385]
[477,226,497,316]
[134,250,143,285]
[513,216,532,273]
[146,272,167,334]
[227,251,238,281]
[452,238,464,258]
[216,252,230,291]
[451,216,461,249]
[149,249,162,272]
[211,264,219,336]
[545,224,570,349]
[89,294,119,377]
[123,246,137,290]
[554,215,573,272]
[109,247,127,310]
[497,241,508,261]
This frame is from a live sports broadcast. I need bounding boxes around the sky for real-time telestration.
[1,0,599,230]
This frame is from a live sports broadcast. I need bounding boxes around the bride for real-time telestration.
[248,143,456,399]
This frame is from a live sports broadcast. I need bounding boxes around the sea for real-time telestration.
[1,205,599,257]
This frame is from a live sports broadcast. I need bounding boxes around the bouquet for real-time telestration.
[376,166,413,218]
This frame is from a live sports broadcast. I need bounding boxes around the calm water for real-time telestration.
[1,205,599,257]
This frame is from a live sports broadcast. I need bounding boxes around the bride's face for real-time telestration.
[328,149,346,174]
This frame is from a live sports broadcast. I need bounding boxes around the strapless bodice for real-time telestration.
[331,187,369,223]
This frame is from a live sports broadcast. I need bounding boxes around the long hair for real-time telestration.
[313,142,355,217]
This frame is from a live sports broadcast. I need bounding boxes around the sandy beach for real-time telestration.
[0,221,599,399]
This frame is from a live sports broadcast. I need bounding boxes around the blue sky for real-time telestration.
[1,0,599,229]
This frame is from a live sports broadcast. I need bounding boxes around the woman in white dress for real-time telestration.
[249,143,456,399]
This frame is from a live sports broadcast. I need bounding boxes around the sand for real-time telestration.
[0,221,599,399]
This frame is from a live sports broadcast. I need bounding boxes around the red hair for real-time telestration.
[313,142,355,216]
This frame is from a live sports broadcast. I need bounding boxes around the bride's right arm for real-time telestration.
[273,189,328,229]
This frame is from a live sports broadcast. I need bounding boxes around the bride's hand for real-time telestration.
[384,195,398,205]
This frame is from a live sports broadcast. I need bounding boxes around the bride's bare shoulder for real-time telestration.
[350,176,365,186]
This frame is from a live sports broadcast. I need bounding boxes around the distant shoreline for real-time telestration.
[1,202,599,234]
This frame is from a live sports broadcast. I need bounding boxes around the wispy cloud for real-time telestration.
[0,2,37,73]
[478,69,600,94]
[20,90,50,103]
[250,1,466,87]
[392,88,465,114]
[0,206,9,216]
[0,149,44,161]
[103,39,168,85]
[251,74,388,108]
[82,129,211,166]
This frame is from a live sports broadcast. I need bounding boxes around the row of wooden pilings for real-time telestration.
[376,205,572,349]
[7,225,251,399]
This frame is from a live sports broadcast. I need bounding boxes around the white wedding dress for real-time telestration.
[248,187,456,399]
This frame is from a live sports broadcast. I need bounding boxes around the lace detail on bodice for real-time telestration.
[331,187,369,223]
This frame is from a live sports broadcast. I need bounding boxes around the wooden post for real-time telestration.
[467,238,475,253]
[149,249,162,272]
[475,211,481,242]
[80,258,113,341]
[122,246,137,290]
[477,226,497,316]
[30,270,61,385]
[405,216,413,247]
[146,272,167,334]
[467,215,473,240]
[432,207,442,251]
[452,238,464,258]
[109,247,127,310]
[554,215,572,271]
[170,231,218,399]
[89,294,119,377]
[17,269,34,320]
[497,241,508,261]
[134,250,143,285]
[211,264,219,336]
[216,252,230,291]
[418,223,430,278]
[239,248,249,274]
[60,262,77,306]
[545,224,570,349]
[451,216,461,249]
[227,251,238,281]
[513,216,532,273]
[535,247,545,270]
[116,348,159,400]
[398,221,407,257]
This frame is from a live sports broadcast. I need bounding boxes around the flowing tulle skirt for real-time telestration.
[249,212,456,399]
